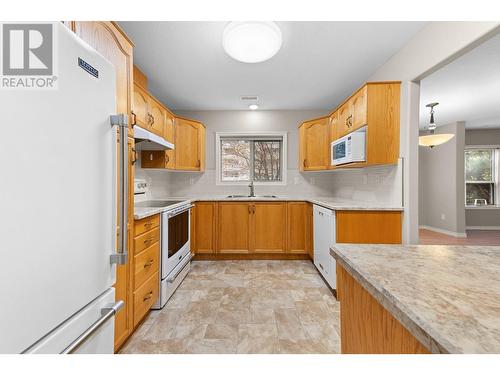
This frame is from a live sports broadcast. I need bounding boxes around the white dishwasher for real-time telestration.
[313,205,336,289]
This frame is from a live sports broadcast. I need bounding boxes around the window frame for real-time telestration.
[465,145,500,207]
[216,131,287,186]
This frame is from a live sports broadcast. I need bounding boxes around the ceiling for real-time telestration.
[119,21,425,111]
[420,32,500,130]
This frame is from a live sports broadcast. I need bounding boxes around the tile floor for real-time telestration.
[120,260,340,354]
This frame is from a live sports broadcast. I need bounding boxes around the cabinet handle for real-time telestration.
[248,205,252,214]
[144,259,154,268]
[196,160,201,168]
[143,291,153,302]
[143,238,153,245]
[303,159,307,168]
[346,114,353,127]
[131,111,137,126]
[165,154,170,165]
[150,115,155,125]
[144,222,153,228]
[131,147,137,165]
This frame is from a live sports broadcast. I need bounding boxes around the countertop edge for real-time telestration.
[330,247,460,354]
[133,197,403,220]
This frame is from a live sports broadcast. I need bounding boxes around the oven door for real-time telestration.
[161,207,191,279]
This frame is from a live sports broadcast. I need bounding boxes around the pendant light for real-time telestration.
[419,102,455,148]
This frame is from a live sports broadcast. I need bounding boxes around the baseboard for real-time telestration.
[193,253,312,261]
[466,226,500,230]
[419,225,468,238]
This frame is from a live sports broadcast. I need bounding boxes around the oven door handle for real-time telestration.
[168,204,194,218]
[166,253,192,283]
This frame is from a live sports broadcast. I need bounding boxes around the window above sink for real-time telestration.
[216,131,287,186]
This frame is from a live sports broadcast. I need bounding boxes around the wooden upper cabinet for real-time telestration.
[132,83,150,129]
[299,117,330,171]
[337,101,353,138]
[329,111,338,143]
[300,82,400,171]
[251,203,286,253]
[175,117,204,171]
[193,202,217,254]
[164,111,176,169]
[217,202,250,254]
[70,22,134,137]
[351,85,367,130]
[148,98,166,137]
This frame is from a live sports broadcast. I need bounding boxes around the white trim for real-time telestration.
[419,225,468,238]
[466,226,500,230]
[215,131,288,186]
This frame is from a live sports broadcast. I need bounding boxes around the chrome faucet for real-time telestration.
[248,181,255,197]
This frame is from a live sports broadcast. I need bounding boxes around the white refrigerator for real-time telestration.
[0,22,127,353]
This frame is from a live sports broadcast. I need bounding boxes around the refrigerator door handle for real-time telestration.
[110,114,129,265]
[60,300,124,354]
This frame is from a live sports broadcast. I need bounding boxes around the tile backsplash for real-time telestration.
[135,158,403,207]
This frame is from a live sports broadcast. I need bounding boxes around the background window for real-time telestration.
[465,148,498,206]
[218,134,286,184]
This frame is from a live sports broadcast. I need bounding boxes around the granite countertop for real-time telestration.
[133,196,403,220]
[330,244,500,353]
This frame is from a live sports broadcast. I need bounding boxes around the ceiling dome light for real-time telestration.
[223,22,282,63]
[248,104,259,110]
[419,102,455,148]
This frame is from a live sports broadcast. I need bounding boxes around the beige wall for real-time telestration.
[465,128,500,228]
[369,22,500,243]
[419,122,466,235]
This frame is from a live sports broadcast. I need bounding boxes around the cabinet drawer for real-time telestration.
[134,227,160,254]
[133,272,159,326]
[134,214,160,237]
[134,241,159,290]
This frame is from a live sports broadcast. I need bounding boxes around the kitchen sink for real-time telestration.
[225,195,279,199]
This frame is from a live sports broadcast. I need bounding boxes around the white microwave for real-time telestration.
[331,127,366,166]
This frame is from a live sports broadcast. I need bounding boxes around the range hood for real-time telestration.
[133,126,174,150]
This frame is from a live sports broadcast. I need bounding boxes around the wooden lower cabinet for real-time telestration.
[217,202,251,254]
[337,264,429,354]
[286,202,309,254]
[198,201,311,257]
[192,202,217,254]
[132,215,160,328]
[336,211,402,244]
[252,203,287,253]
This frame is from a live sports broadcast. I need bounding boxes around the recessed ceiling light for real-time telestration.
[249,104,259,110]
[223,22,282,63]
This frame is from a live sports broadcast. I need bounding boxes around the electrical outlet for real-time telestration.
[441,213,446,221]
[189,178,194,185]
[362,175,368,185]
[310,177,315,185]
[294,176,299,185]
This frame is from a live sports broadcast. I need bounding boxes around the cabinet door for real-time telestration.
[306,203,314,260]
[194,202,217,254]
[251,202,286,253]
[175,118,200,171]
[336,211,402,244]
[164,112,175,169]
[351,85,367,130]
[140,150,168,169]
[301,117,330,171]
[286,202,308,254]
[148,98,166,137]
[329,111,338,143]
[132,83,150,129]
[72,22,133,137]
[198,124,206,172]
[217,203,250,254]
[337,101,353,138]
